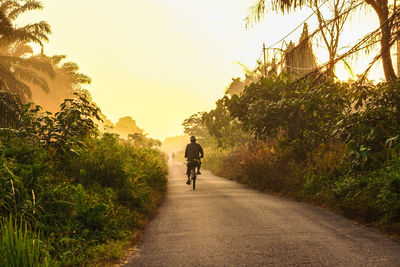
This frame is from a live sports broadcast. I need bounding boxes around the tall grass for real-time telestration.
[0,217,53,267]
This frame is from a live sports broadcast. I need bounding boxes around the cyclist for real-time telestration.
[185,135,204,185]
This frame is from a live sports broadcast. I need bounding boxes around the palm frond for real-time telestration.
[0,55,54,78]
[0,89,23,128]
[245,0,314,28]
[0,63,31,100]
[10,40,33,57]
[14,65,50,93]
[8,0,43,20]
[20,56,55,78]
[20,21,51,38]
[0,55,20,65]
[0,10,13,35]
[71,73,91,85]
[0,1,19,16]
[50,55,67,65]
[245,0,266,29]
[61,62,80,72]
[341,59,354,78]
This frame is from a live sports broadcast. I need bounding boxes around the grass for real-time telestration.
[0,216,53,267]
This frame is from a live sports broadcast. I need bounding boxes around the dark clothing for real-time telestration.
[186,158,200,175]
[185,142,204,160]
[185,142,203,178]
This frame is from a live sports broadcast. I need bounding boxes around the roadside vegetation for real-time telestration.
[0,1,167,266]
[183,0,400,236]
[0,94,167,266]
[187,76,400,235]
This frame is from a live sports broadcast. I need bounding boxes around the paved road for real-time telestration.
[124,163,400,266]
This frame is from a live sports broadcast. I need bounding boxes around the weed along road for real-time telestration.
[124,163,400,266]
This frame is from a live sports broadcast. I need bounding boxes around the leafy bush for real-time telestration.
[339,81,400,170]
[197,77,400,234]
[227,75,348,160]
[331,161,400,224]
[0,95,168,265]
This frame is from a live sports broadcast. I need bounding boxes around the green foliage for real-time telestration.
[197,73,400,233]
[0,1,54,101]
[127,132,161,148]
[202,139,301,194]
[339,81,400,170]
[332,161,400,224]
[227,74,348,160]
[202,97,247,148]
[0,97,168,265]
[182,112,208,138]
[0,216,53,267]
[0,90,23,128]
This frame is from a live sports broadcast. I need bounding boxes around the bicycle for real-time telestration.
[190,165,196,190]
[187,159,199,190]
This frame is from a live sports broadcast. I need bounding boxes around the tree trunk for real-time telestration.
[397,38,400,76]
[380,15,397,81]
[368,0,397,81]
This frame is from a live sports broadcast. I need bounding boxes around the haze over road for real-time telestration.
[125,163,400,266]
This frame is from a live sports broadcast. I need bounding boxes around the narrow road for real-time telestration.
[124,163,400,266]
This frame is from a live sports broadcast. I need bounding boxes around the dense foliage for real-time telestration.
[0,96,167,266]
[191,73,400,235]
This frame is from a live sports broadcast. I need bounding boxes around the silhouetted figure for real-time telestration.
[171,152,175,163]
[184,136,204,185]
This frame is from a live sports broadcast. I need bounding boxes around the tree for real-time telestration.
[365,0,397,81]
[226,74,348,160]
[225,62,263,96]
[0,0,53,101]
[114,116,142,139]
[311,0,353,76]
[246,0,398,81]
[127,132,161,148]
[182,112,208,137]
[202,97,246,147]
[30,55,92,113]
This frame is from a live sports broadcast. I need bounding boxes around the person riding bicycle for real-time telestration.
[185,135,204,185]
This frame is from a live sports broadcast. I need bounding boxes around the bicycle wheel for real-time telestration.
[191,168,196,190]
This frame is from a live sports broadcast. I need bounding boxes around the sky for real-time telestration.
[19,0,381,140]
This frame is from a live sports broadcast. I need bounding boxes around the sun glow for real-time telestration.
[19,0,384,140]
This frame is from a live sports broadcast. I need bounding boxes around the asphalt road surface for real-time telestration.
[124,163,400,266]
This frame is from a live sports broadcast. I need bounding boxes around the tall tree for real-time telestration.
[0,0,53,101]
[246,0,398,81]
[114,116,142,139]
[30,55,92,112]
[365,0,397,81]
[311,0,353,76]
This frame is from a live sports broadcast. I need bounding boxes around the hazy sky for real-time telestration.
[20,0,379,140]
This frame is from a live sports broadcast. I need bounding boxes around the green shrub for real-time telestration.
[332,161,400,224]
[0,96,168,265]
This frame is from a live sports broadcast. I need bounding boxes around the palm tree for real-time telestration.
[30,55,92,112]
[0,0,54,101]
[246,0,398,81]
